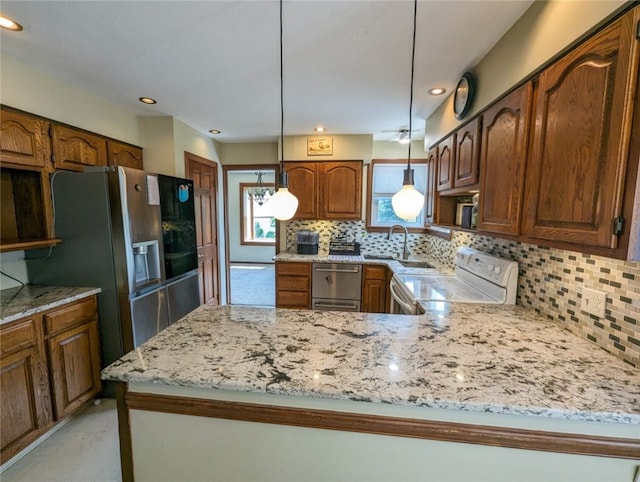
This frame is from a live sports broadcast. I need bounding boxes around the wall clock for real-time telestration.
[453,72,475,120]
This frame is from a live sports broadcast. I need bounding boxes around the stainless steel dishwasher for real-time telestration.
[312,263,362,311]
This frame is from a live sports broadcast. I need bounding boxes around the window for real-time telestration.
[366,159,428,230]
[240,183,276,245]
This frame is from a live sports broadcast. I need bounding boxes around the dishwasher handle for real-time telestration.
[314,267,360,274]
[389,278,417,315]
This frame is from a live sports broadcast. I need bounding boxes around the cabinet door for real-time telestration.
[285,162,318,219]
[47,319,101,420]
[454,117,481,188]
[436,135,455,192]
[0,318,52,461]
[361,265,388,313]
[424,147,438,224]
[478,83,533,235]
[107,140,143,170]
[320,161,362,220]
[51,124,108,171]
[275,262,311,309]
[0,108,51,168]
[521,9,639,248]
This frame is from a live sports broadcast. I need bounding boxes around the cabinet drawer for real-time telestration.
[44,297,97,336]
[276,262,310,276]
[276,291,310,308]
[0,318,38,357]
[364,265,387,280]
[278,276,310,292]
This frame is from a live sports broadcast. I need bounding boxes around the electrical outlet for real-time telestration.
[581,287,607,318]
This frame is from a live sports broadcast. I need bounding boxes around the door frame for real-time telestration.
[222,164,281,305]
[185,151,221,305]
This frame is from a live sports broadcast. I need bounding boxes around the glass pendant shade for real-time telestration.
[267,172,299,221]
[392,168,424,221]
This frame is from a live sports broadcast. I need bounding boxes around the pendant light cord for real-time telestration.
[407,0,416,169]
[280,0,284,168]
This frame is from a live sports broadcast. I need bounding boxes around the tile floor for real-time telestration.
[1,398,121,482]
[229,262,275,306]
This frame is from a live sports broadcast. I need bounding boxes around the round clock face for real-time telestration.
[454,73,475,120]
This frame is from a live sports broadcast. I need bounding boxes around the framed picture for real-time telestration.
[307,137,333,156]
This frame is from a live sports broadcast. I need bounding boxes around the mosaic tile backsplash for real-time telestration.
[286,220,640,367]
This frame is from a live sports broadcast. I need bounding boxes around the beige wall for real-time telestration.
[0,54,143,146]
[220,142,278,165]
[425,0,628,146]
[282,134,373,162]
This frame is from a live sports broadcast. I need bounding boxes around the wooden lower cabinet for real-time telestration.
[276,262,311,309]
[0,296,101,463]
[361,265,389,313]
[0,317,52,462]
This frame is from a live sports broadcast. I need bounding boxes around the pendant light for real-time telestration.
[266,0,299,221]
[391,0,425,222]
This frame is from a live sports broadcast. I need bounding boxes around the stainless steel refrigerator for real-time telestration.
[27,166,199,371]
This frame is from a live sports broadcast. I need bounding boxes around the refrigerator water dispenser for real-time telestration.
[133,240,162,287]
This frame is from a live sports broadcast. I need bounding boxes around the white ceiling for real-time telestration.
[0,1,534,143]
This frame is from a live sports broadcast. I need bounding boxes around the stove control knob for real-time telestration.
[488,264,494,272]
[494,266,502,274]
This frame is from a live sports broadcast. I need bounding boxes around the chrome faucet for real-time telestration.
[387,224,412,260]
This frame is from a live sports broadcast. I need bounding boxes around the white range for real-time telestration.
[390,247,519,313]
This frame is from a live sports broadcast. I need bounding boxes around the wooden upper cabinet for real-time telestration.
[107,140,143,170]
[286,162,319,219]
[0,108,50,169]
[436,135,455,192]
[477,83,533,236]
[424,147,438,224]
[320,161,362,220]
[454,117,481,188]
[51,124,107,171]
[522,8,639,248]
[285,161,362,220]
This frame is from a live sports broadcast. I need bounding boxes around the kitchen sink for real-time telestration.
[363,255,434,269]
[363,254,396,260]
[397,259,435,269]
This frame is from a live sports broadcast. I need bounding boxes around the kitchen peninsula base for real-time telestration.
[117,382,639,482]
[102,305,640,482]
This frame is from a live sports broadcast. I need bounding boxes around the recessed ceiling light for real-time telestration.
[209,129,221,135]
[138,97,157,105]
[428,87,446,96]
[0,15,23,31]
[314,126,325,133]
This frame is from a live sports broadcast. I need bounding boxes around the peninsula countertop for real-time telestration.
[102,303,640,425]
[0,284,102,325]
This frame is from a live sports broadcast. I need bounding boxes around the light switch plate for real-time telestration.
[581,287,607,318]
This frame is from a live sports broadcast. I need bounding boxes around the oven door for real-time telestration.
[389,275,418,315]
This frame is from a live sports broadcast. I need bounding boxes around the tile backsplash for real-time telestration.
[286,220,640,367]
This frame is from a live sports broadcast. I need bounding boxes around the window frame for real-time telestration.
[239,182,277,246]
[365,159,429,233]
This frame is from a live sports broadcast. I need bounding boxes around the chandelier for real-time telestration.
[247,170,275,206]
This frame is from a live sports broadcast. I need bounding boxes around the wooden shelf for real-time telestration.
[0,238,63,253]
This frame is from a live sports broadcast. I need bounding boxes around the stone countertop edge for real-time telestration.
[101,304,640,426]
[274,251,451,274]
[0,285,102,325]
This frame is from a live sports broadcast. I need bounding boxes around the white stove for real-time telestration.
[390,247,518,313]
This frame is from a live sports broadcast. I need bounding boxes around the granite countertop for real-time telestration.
[274,251,451,275]
[102,303,640,425]
[0,285,102,325]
